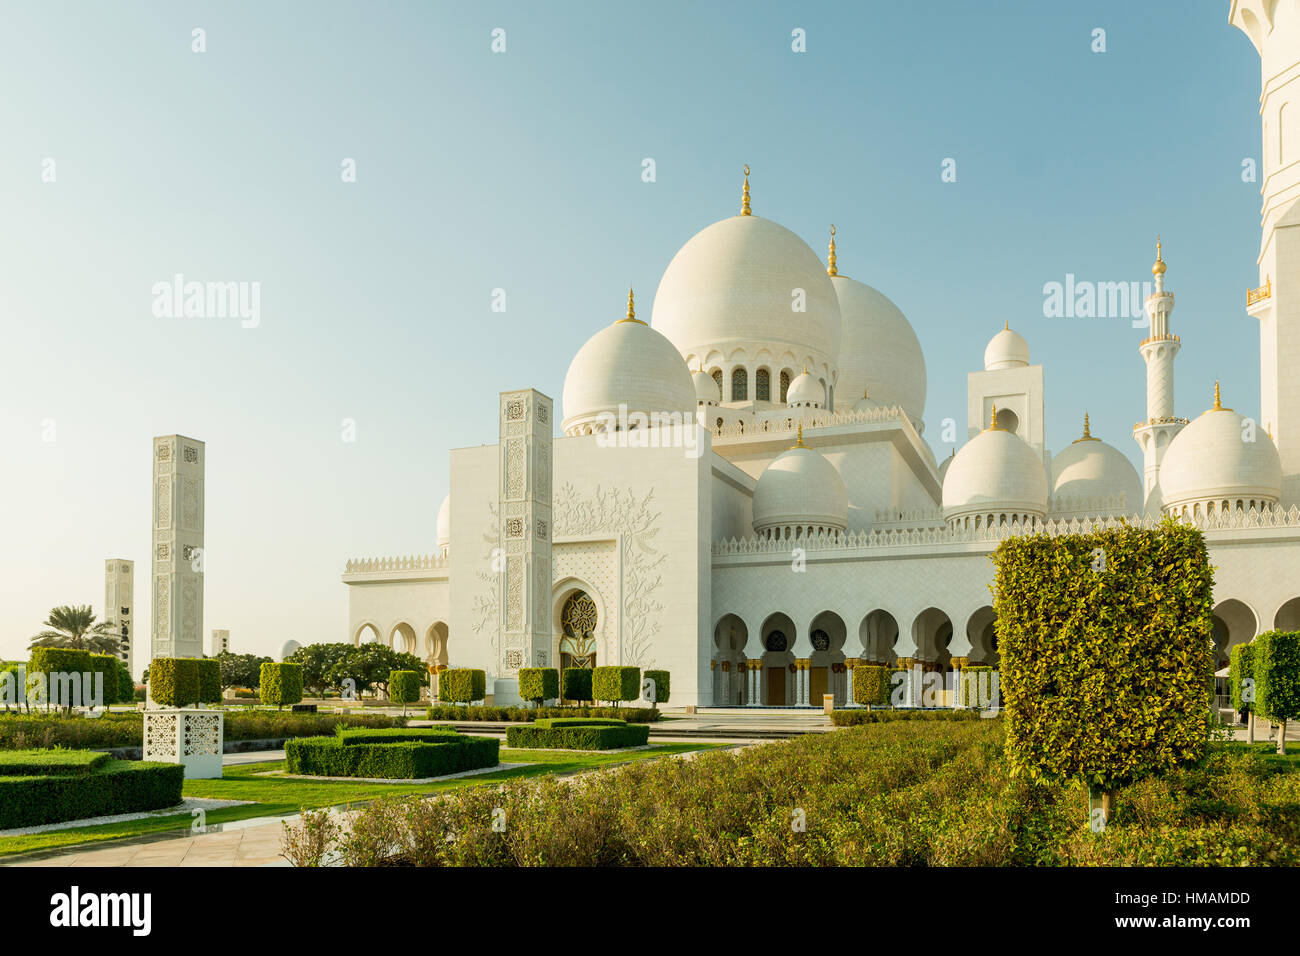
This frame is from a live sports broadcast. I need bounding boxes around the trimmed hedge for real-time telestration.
[0,759,185,830]
[335,727,459,745]
[150,658,200,708]
[1230,642,1254,713]
[261,662,304,710]
[388,670,421,713]
[425,704,660,723]
[643,670,670,704]
[993,519,1214,792]
[1255,630,1300,754]
[197,659,222,704]
[27,649,93,708]
[852,665,892,706]
[518,668,559,705]
[438,669,486,704]
[285,733,499,779]
[0,748,109,775]
[505,718,650,750]
[88,654,119,707]
[562,668,593,703]
[830,709,982,726]
[592,666,640,705]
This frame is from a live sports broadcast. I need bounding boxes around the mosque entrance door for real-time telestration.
[809,666,828,704]
[766,667,786,706]
[559,591,598,676]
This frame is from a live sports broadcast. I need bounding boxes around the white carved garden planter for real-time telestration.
[143,709,224,779]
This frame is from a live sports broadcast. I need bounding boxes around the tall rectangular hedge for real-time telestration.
[993,520,1214,791]
[1255,630,1300,754]
[562,668,593,703]
[518,668,559,705]
[150,658,201,708]
[260,662,304,709]
[643,669,670,704]
[852,665,892,706]
[592,666,640,705]
[27,649,92,708]
[438,668,486,704]
[88,654,119,707]
[197,658,222,704]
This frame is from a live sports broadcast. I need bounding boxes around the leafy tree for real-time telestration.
[1255,630,1300,756]
[28,605,121,654]
[215,651,272,691]
[287,643,354,696]
[328,643,424,698]
[114,660,135,704]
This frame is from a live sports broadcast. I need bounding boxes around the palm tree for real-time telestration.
[29,605,121,654]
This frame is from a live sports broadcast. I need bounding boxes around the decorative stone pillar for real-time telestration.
[497,390,553,694]
[843,658,860,707]
[144,709,223,779]
[151,435,205,662]
[795,659,811,706]
[950,656,970,708]
[747,659,764,706]
[895,657,915,707]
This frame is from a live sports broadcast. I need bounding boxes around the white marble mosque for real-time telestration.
[343,2,1300,707]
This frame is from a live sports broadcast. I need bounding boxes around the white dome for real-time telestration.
[1159,391,1281,511]
[752,441,848,537]
[651,214,840,379]
[831,274,926,429]
[281,640,301,661]
[984,326,1030,371]
[692,368,720,405]
[1050,418,1142,512]
[937,449,956,482]
[787,368,823,407]
[561,311,696,435]
[942,424,1048,522]
[436,494,451,554]
[852,388,885,414]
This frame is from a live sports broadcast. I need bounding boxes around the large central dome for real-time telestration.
[650,214,841,386]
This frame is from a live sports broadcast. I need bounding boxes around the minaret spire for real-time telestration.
[1134,236,1184,512]
[827,224,837,276]
[741,164,751,216]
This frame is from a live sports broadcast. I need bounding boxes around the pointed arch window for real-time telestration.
[756,368,771,402]
[779,370,791,403]
[731,367,748,402]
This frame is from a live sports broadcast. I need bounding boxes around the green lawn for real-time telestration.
[0,743,721,858]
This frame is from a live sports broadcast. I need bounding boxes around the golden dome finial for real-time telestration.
[989,403,1000,430]
[1213,380,1221,410]
[1153,235,1166,276]
[1004,320,1009,331]
[1073,411,1099,443]
[617,286,644,324]
[741,164,751,216]
[827,224,837,276]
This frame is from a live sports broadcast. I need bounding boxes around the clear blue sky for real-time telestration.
[0,1,1263,670]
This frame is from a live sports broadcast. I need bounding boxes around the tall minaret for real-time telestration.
[1133,239,1187,512]
[1231,0,1300,505]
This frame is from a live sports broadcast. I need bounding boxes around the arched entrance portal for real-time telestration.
[1212,599,1258,669]
[559,591,598,672]
[760,612,796,705]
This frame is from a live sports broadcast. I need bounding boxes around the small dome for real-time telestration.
[937,449,956,482]
[942,418,1048,522]
[692,368,720,405]
[436,494,451,554]
[651,213,841,374]
[984,325,1030,371]
[832,274,927,430]
[853,388,885,414]
[281,640,301,661]
[752,438,848,537]
[1159,385,1281,512]
[1050,416,1142,512]
[787,368,823,407]
[562,295,696,435]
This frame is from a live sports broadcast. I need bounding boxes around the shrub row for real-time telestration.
[505,718,650,750]
[285,733,499,779]
[0,760,185,830]
[829,709,983,727]
[0,748,110,776]
[425,704,660,723]
[25,650,124,708]
[334,727,459,746]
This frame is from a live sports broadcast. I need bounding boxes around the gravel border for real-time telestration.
[0,797,253,837]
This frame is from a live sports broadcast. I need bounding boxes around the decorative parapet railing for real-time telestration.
[1247,277,1271,307]
[1047,493,1130,516]
[710,404,907,440]
[712,505,1300,557]
[344,553,448,574]
[872,507,946,531]
[1138,333,1180,346]
[1133,416,1189,431]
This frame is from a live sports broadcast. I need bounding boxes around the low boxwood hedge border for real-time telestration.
[285,733,499,779]
[829,709,984,726]
[505,718,650,751]
[0,748,110,776]
[0,759,185,830]
[334,727,460,746]
[426,704,660,723]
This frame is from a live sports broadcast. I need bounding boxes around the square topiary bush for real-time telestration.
[993,519,1214,798]
[260,662,304,710]
[504,717,650,750]
[150,658,201,708]
[87,654,119,707]
[197,658,222,705]
[592,666,640,705]
[438,668,486,704]
[27,648,93,709]
[852,665,892,706]
[518,667,559,705]
[562,667,593,703]
[642,669,670,704]
[1254,630,1300,755]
